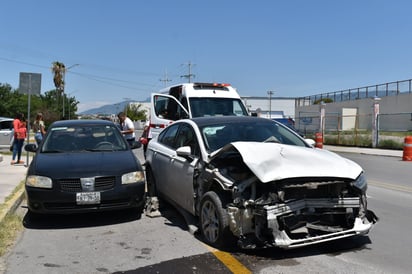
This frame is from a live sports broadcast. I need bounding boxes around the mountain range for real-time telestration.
[79,98,149,115]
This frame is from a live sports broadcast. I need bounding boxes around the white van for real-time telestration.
[150,82,249,139]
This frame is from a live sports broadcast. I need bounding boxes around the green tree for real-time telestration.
[51,61,66,90]
[124,103,147,121]
[0,82,79,126]
[313,98,333,104]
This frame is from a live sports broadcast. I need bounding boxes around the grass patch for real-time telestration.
[0,214,23,256]
[0,181,25,257]
[378,139,403,150]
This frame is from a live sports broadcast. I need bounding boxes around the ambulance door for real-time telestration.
[150,93,189,139]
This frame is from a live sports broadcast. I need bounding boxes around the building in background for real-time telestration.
[242,96,296,118]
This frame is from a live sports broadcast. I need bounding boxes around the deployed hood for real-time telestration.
[210,142,362,183]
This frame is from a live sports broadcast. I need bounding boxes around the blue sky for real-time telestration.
[1,0,412,112]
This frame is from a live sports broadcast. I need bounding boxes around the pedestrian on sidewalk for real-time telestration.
[11,112,27,165]
[32,112,46,145]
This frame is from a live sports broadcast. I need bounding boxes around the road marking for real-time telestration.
[369,180,412,193]
[205,245,252,274]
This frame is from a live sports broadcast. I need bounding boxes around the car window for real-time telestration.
[158,123,180,149]
[0,120,13,130]
[176,124,200,156]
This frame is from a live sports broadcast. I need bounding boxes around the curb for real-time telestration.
[0,182,25,224]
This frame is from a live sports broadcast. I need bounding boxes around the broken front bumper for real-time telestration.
[228,197,376,249]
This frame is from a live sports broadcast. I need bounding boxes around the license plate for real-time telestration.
[76,192,101,205]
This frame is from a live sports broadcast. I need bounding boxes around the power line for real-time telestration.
[159,69,172,86]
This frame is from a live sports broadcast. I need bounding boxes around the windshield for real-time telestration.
[200,120,309,153]
[41,124,128,152]
[189,98,248,117]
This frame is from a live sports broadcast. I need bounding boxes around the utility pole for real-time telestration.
[181,61,195,83]
[159,69,172,86]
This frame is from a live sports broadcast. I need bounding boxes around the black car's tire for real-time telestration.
[145,167,157,197]
[200,191,232,248]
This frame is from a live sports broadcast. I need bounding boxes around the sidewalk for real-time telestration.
[0,145,404,224]
[0,153,30,223]
[323,145,403,157]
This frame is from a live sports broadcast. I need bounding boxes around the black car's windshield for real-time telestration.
[41,124,128,153]
[200,120,309,153]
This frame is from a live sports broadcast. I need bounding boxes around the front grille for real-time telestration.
[59,176,116,192]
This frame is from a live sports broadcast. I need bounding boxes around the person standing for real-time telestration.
[117,112,136,146]
[32,112,46,145]
[140,119,152,158]
[11,113,26,165]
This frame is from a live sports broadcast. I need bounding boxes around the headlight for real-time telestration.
[122,171,145,184]
[26,175,52,189]
[353,172,367,193]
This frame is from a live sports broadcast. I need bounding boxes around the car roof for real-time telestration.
[49,119,116,128]
[0,117,13,121]
[188,115,274,127]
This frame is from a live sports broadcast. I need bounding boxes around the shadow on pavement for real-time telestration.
[22,208,143,229]
[234,235,372,261]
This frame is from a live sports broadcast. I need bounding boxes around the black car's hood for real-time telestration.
[29,151,140,178]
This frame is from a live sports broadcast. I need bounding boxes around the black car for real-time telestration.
[25,119,146,215]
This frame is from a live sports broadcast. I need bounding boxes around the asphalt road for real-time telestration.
[2,151,412,273]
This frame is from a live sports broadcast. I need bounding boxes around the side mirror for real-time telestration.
[305,139,316,147]
[130,141,142,149]
[25,143,38,152]
[176,146,191,157]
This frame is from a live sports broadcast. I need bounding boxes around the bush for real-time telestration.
[378,139,403,150]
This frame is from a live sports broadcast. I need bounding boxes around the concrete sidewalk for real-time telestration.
[0,145,405,224]
[0,152,31,223]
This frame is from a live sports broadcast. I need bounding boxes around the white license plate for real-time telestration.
[76,192,101,205]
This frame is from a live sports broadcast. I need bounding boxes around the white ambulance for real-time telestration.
[149,82,249,139]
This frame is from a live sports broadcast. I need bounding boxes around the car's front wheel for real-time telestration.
[200,191,232,248]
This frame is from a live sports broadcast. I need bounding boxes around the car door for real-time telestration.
[152,123,198,214]
[0,119,13,148]
[150,124,180,195]
[166,124,199,214]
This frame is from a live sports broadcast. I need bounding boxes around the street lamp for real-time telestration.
[62,64,79,119]
[267,91,275,119]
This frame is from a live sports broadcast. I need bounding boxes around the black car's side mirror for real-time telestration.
[25,143,38,152]
[130,141,142,149]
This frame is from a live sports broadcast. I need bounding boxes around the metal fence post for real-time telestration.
[372,97,381,148]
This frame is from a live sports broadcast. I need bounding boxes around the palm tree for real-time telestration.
[51,61,66,91]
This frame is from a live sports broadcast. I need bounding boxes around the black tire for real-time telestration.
[199,191,233,248]
[145,167,157,197]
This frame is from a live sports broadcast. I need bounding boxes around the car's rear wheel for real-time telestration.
[200,191,232,248]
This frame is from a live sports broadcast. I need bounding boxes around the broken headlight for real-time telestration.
[353,172,367,193]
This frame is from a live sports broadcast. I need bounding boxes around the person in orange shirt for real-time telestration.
[11,112,26,165]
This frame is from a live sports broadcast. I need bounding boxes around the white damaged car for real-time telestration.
[145,116,378,249]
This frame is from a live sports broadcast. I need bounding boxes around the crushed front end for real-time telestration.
[207,143,378,249]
